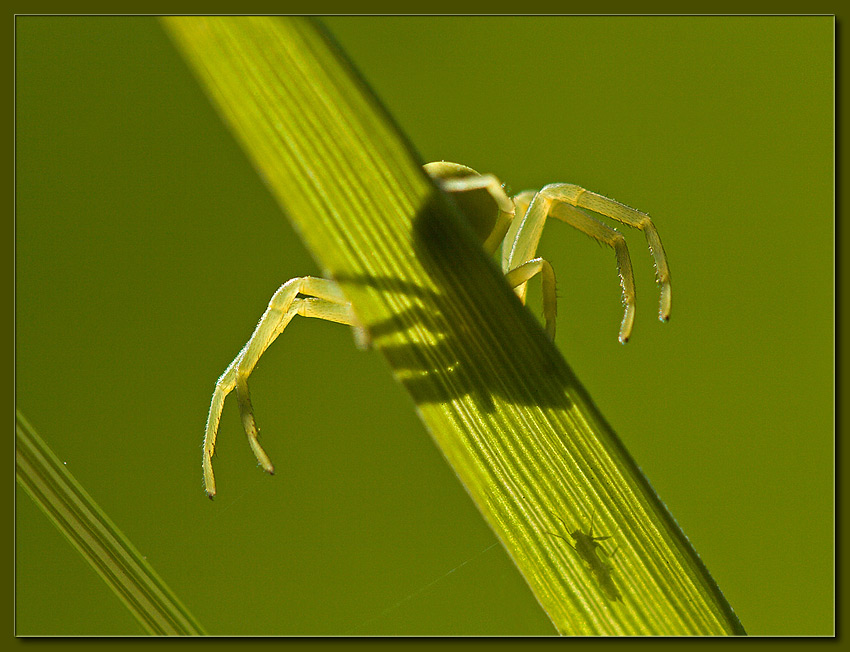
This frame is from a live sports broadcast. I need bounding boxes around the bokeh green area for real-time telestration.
[15,16,832,635]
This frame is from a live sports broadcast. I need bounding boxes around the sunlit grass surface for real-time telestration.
[162,17,745,635]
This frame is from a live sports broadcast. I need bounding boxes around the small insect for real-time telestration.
[202,161,671,497]
[547,513,622,602]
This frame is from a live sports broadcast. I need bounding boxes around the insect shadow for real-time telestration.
[546,512,622,602]
[334,192,585,413]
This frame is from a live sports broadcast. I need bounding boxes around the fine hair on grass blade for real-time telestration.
[163,16,744,635]
[16,409,206,636]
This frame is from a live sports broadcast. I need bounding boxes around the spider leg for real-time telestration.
[503,258,557,339]
[504,187,637,343]
[566,186,671,322]
[437,173,514,214]
[203,277,352,497]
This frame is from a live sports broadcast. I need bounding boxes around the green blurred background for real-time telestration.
[15,16,833,635]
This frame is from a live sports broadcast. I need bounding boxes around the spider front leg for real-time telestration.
[567,186,671,321]
[504,258,557,339]
[203,276,353,497]
[505,184,671,343]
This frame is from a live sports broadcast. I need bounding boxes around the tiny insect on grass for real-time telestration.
[547,513,622,602]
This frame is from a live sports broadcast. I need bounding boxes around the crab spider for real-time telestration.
[202,161,671,497]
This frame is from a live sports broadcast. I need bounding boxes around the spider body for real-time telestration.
[422,161,514,252]
[202,162,671,497]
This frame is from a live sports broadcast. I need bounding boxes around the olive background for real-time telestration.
[15,17,833,635]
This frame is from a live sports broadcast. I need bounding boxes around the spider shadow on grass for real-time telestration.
[336,192,585,414]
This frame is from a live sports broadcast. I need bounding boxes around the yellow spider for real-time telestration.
[202,161,671,497]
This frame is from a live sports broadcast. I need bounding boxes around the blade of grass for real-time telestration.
[15,409,206,636]
[163,16,744,635]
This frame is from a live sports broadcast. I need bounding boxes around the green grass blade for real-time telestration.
[163,16,744,635]
[15,409,206,636]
